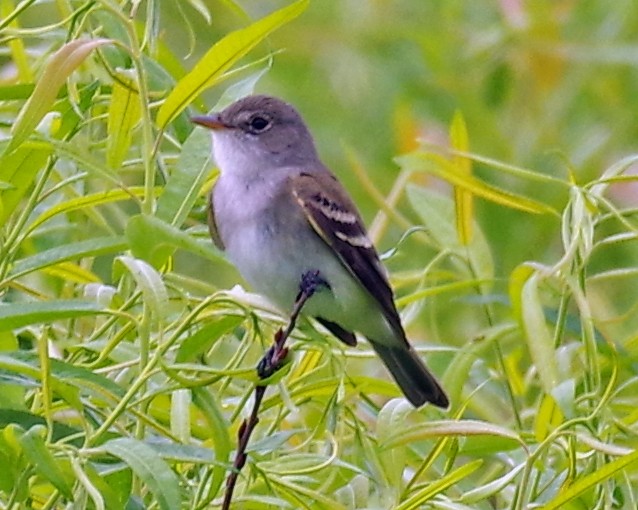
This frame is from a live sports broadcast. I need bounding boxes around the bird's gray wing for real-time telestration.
[207,188,225,250]
[290,171,407,344]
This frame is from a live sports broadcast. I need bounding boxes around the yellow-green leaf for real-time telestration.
[18,425,74,499]
[381,419,524,450]
[107,71,141,169]
[114,255,169,322]
[450,110,473,244]
[42,262,102,284]
[541,449,638,510]
[156,0,308,128]
[6,38,111,155]
[102,438,182,510]
[513,267,560,394]
[0,145,51,225]
[534,393,563,442]
[26,187,148,236]
[399,152,556,215]
[396,459,483,509]
[1,0,32,82]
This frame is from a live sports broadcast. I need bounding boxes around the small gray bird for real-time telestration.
[192,95,448,408]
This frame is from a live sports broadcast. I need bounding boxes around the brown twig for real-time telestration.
[221,270,327,510]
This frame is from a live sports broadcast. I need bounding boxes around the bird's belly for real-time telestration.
[219,201,397,344]
[223,220,378,328]
[226,221,337,307]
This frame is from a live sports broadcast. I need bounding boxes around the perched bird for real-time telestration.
[192,95,448,408]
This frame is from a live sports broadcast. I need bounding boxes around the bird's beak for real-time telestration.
[190,114,229,130]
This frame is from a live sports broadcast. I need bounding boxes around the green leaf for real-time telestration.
[8,236,127,281]
[449,110,474,245]
[78,460,125,510]
[0,300,106,331]
[114,255,169,320]
[395,459,483,509]
[399,152,556,215]
[376,399,413,488]
[156,0,309,128]
[269,474,348,509]
[102,437,182,510]
[156,126,214,227]
[0,424,28,496]
[0,145,51,225]
[0,351,125,402]
[460,434,522,456]
[381,419,524,450]
[191,388,231,500]
[45,137,122,186]
[406,185,494,291]
[146,439,219,464]
[18,424,74,499]
[541,449,638,510]
[126,214,225,268]
[107,71,142,169]
[0,354,82,409]
[170,389,191,443]
[511,265,560,394]
[460,464,525,504]
[26,187,147,235]
[6,38,111,155]
[0,83,38,100]
[175,315,244,362]
[0,409,80,443]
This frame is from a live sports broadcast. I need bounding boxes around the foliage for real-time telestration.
[1,1,638,509]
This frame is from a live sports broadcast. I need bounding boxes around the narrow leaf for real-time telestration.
[534,393,564,442]
[8,236,127,281]
[1,2,33,82]
[396,459,483,509]
[27,187,147,235]
[114,255,169,320]
[0,300,106,331]
[192,388,231,499]
[0,146,51,225]
[376,399,412,488]
[41,261,101,284]
[102,438,182,510]
[542,449,638,510]
[18,425,74,499]
[170,389,192,443]
[381,419,524,450]
[0,351,125,400]
[126,214,225,269]
[175,315,243,362]
[156,0,308,127]
[156,126,213,226]
[107,71,142,169]
[450,110,474,244]
[406,185,494,290]
[515,268,560,394]
[460,464,525,504]
[399,152,556,215]
[6,39,111,154]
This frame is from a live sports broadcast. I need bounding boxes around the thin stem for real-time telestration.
[221,270,326,510]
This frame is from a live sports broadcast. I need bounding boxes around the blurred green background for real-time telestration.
[170,0,638,270]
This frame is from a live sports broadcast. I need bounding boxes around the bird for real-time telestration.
[191,95,448,408]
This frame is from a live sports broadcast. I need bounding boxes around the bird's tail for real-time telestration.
[369,341,449,409]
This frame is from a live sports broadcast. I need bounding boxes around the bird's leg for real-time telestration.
[257,269,329,378]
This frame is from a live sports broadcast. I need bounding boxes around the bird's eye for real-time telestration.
[248,115,271,133]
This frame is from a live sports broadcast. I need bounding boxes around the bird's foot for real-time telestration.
[296,269,330,302]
